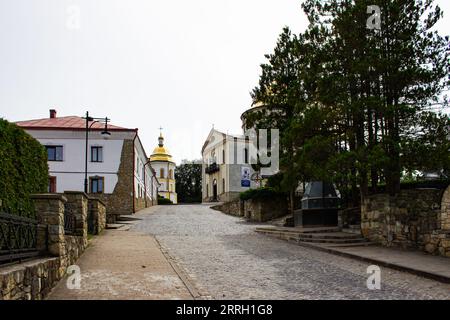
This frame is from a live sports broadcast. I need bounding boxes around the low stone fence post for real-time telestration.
[88,198,107,235]
[63,191,88,248]
[31,194,67,257]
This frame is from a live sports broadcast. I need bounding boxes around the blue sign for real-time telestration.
[241,167,251,188]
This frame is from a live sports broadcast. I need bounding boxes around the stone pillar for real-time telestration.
[441,186,450,231]
[88,198,107,235]
[31,194,67,257]
[63,191,88,247]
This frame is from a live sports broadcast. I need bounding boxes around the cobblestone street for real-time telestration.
[132,205,450,300]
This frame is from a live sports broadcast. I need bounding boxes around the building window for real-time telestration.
[222,149,225,164]
[244,148,248,164]
[206,184,209,198]
[91,146,103,162]
[46,146,63,161]
[169,169,173,179]
[160,168,165,178]
[48,176,57,193]
[222,178,225,193]
[90,177,104,194]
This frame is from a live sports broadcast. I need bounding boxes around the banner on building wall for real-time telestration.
[241,167,251,187]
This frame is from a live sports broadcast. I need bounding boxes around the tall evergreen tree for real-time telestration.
[252,0,449,207]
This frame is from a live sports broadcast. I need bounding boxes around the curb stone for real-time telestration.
[287,238,450,284]
[154,237,213,300]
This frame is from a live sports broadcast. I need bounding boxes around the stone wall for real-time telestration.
[203,192,240,203]
[95,139,134,222]
[0,193,89,300]
[88,198,106,235]
[0,258,61,300]
[213,196,288,222]
[243,197,288,222]
[361,188,450,257]
[212,199,243,217]
[134,196,153,212]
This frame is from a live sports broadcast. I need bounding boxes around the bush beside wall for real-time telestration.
[239,187,286,201]
[0,119,48,217]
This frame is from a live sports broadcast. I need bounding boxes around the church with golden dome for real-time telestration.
[150,132,178,204]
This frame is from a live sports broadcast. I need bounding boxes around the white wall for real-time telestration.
[26,129,133,194]
[134,139,159,202]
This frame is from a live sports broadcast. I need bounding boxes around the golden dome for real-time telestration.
[150,146,173,162]
[149,133,174,162]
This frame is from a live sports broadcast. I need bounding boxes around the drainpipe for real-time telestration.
[132,129,138,213]
[150,175,154,205]
[143,159,152,208]
[150,168,158,205]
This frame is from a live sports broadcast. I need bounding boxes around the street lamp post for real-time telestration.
[83,111,111,193]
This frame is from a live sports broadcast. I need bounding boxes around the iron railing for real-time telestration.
[205,163,220,175]
[64,203,76,235]
[87,210,94,235]
[0,212,39,264]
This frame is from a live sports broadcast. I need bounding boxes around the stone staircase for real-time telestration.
[255,226,374,248]
[106,215,141,230]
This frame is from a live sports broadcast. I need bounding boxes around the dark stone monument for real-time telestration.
[294,181,340,227]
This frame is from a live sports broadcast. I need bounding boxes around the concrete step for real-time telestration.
[295,237,368,244]
[106,223,126,230]
[255,226,341,235]
[255,226,372,246]
[322,242,377,248]
[297,232,362,240]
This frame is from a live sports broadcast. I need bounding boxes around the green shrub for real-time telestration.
[157,196,173,205]
[0,119,48,217]
[239,187,287,201]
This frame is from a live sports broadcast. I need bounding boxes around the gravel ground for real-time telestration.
[132,204,450,300]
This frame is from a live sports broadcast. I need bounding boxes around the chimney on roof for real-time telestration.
[49,109,57,119]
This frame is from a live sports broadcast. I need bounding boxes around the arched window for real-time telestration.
[169,169,173,179]
[206,184,209,197]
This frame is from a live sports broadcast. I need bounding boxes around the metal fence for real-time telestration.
[0,212,39,264]
[63,203,76,235]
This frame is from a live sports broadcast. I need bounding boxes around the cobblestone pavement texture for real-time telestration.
[132,204,450,300]
[47,230,193,300]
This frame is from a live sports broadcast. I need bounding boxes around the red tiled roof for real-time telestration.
[15,116,135,132]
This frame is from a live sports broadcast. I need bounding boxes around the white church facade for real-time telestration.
[201,103,280,203]
[201,129,259,202]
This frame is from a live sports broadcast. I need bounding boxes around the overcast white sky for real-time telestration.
[1,0,449,164]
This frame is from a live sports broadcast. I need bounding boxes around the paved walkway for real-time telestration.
[294,241,450,283]
[256,226,450,283]
[133,205,450,300]
[47,229,193,300]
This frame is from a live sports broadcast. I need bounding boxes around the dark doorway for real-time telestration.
[213,179,218,201]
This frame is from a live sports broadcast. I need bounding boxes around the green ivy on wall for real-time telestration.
[0,119,49,218]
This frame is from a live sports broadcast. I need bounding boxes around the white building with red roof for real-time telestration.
[16,109,158,221]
